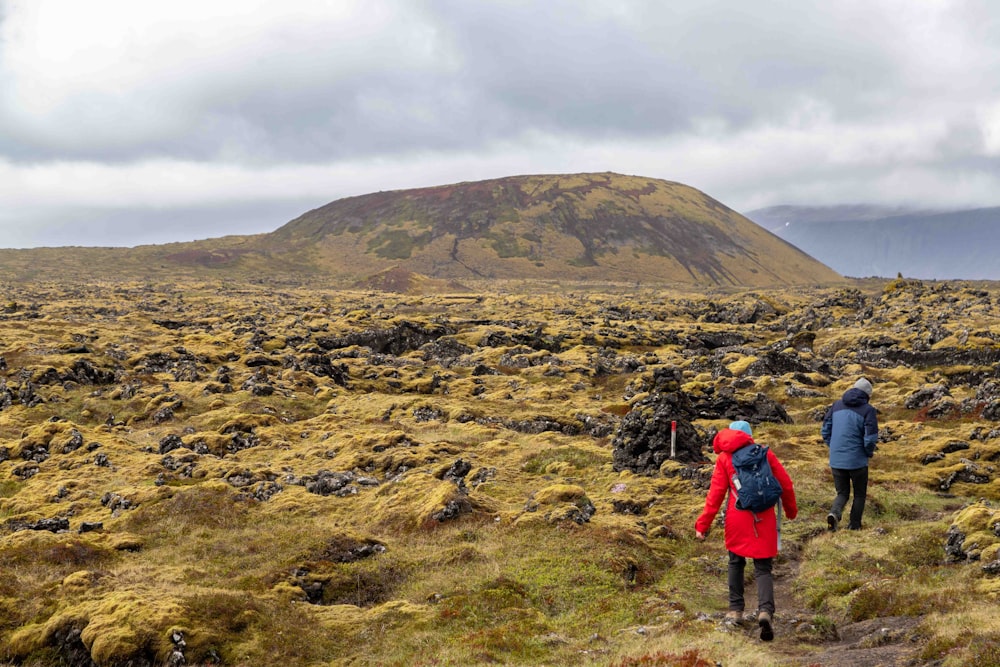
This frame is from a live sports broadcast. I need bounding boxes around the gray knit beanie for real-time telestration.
[853,377,873,396]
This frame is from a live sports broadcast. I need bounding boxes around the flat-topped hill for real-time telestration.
[266,172,841,286]
[0,173,841,287]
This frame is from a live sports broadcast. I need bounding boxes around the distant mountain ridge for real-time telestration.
[746,204,929,232]
[745,205,1000,279]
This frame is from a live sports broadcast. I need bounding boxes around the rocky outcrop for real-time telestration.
[316,321,454,356]
[612,367,791,474]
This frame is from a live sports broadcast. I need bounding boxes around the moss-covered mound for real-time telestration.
[0,277,1000,665]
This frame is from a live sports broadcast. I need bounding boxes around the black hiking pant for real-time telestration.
[727,551,774,614]
[830,466,868,530]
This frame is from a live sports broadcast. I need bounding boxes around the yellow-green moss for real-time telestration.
[534,484,587,505]
[726,355,758,376]
[950,502,1000,559]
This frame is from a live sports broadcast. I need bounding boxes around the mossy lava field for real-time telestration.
[4,277,1000,666]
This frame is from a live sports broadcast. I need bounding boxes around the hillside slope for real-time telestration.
[265,173,841,286]
[0,174,841,287]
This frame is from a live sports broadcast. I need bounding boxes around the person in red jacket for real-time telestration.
[695,421,797,641]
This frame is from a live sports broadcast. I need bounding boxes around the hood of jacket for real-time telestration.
[712,427,754,454]
[841,387,871,407]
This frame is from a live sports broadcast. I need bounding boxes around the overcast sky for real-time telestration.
[2,0,1000,248]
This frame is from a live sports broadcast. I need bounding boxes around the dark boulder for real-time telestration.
[225,429,260,455]
[925,399,960,420]
[8,516,70,532]
[235,481,284,502]
[241,369,274,396]
[61,429,84,454]
[698,300,778,325]
[440,459,472,486]
[420,337,473,365]
[611,499,651,515]
[20,443,49,463]
[300,354,349,386]
[612,368,791,475]
[245,354,281,367]
[48,623,97,667]
[556,500,596,525]
[921,441,970,466]
[983,400,1000,421]
[316,537,386,563]
[945,526,969,562]
[905,385,952,409]
[171,362,201,383]
[0,379,12,410]
[684,331,749,351]
[939,462,992,491]
[413,406,445,422]
[478,326,563,352]
[742,350,812,377]
[786,331,816,352]
[977,380,1000,402]
[469,467,496,488]
[692,386,792,426]
[101,493,137,514]
[18,381,43,407]
[431,497,473,522]
[815,288,868,311]
[66,359,119,385]
[158,434,184,455]
[857,345,1000,369]
[315,321,454,356]
[612,398,705,473]
[304,470,378,497]
[612,368,707,473]
[785,383,825,398]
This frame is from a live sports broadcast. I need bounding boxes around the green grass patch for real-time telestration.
[522,445,608,474]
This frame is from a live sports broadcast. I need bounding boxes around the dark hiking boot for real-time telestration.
[827,514,838,532]
[758,610,774,641]
[724,610,744,626]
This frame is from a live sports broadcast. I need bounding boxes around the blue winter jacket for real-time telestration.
[821,387,878,470]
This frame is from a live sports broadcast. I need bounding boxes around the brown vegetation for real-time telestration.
[0,276,999,665]
[0,174,843,288]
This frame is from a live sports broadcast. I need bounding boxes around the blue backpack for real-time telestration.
[730,444,783,513]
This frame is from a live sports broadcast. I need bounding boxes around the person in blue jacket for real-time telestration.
[821,377,878,531]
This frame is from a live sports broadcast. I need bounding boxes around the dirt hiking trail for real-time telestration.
[719,528,926,666]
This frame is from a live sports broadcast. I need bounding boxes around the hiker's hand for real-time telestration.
[695,530,706,540]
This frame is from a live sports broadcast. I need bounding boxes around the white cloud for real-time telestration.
[0,108,986,215]
[978,102,1000,157]
[0,0,440,158]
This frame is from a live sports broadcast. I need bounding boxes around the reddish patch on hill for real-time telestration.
[362,267,416,293]
[165,249,251,267]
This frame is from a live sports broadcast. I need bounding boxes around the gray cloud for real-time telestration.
[0,2,948,161]
[2,1,1000,248]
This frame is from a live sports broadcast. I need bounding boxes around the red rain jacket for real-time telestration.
[694,428,798,558]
